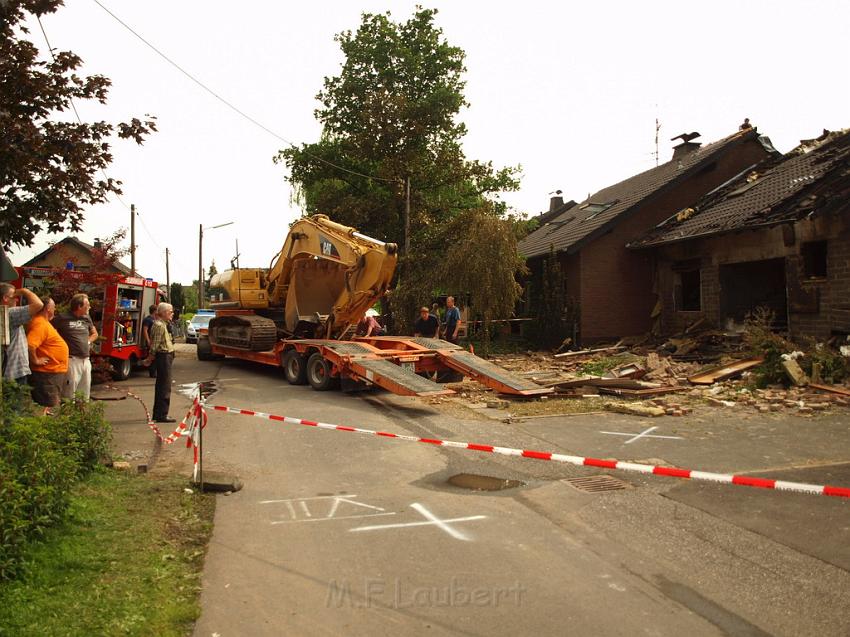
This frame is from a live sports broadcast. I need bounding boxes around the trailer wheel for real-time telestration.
[112,356,132,381]
[282,349,308,385]
[197,336,223,361]
[306,352,338,391]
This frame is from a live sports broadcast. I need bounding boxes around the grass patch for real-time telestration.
[0,469,215,637]
[508,396,607,417]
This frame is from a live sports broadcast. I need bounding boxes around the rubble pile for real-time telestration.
[452,331,850,418]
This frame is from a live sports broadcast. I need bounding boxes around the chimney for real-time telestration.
[549,191,564,212]
[93,237,102,248]
[672,141,701,161]
[670,131,702,161]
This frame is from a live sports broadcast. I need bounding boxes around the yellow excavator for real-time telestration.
[206,214,398,351]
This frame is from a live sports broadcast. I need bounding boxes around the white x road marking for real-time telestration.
[350,503,487,541]
[600,426,684,444]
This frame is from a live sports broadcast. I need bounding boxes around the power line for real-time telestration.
[90,0,397,184]
[38,16,174,277]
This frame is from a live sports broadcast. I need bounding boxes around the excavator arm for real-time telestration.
[209,215,397,344]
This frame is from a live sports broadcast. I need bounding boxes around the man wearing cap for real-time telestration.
[414,306,439,338]
[355,309,384,337]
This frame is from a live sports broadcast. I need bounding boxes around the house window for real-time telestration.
[673,260,701,311]
[801,241,827,278]
[579,200,618,221]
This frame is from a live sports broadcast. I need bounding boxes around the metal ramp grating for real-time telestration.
[354,358,448,396]
[445,351,549,394]
[409,337,462,350]
[322,342,373,355]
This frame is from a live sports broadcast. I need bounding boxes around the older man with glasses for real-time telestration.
[144,302,177,423]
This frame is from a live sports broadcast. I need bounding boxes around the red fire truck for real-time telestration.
[13,266,164,380]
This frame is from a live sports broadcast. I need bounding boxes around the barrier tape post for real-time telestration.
[197,388,204,492]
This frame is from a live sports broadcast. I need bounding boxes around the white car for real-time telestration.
[186,314,212,343]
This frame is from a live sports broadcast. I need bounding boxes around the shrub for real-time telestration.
[49,399,112,477]
[742,307,795,387]
[0,381,112,580]
[798,340,849,384]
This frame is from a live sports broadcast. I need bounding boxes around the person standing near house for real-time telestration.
[444,296,462,344]
[144,303,176,423]
[53,293,98,400]
[1,283,43,384]
[141,304,157,378]
[27,297,69,407]
[414,306,439,338]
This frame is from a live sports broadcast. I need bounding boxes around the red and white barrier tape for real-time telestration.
[209,404,850,499]
[102,384,207,474]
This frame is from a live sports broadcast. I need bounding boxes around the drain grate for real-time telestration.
[563,475,632,493]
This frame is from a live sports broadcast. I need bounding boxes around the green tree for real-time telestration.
[276,8,520,327]
[437,207,527,355]
[169,282,185,315]
[182,283,198,315]
[0,0,156,249]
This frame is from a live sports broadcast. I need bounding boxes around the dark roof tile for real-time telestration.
[630,129,850,248]
[518,129,763,258]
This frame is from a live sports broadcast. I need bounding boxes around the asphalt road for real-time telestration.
[108,348,850,636]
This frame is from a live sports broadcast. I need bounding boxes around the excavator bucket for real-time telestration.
[284,258,347,332]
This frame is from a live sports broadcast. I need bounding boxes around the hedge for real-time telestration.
[0,381,112,580]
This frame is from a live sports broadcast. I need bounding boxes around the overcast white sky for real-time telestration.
[9,0,850,285]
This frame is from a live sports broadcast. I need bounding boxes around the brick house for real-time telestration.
[629,128,850,342]
[518,127,776,343]
[21,236,132,275]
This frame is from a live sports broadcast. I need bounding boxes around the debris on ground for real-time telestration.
[439,327,850,419]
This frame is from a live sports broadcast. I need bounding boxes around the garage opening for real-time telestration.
[719,258,787,328]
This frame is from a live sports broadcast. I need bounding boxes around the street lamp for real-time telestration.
[199,221,234,309]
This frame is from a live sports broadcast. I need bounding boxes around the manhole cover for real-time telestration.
[448,473,524,491]
[563,475,632,493]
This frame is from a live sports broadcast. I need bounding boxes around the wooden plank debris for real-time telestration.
[597,386,685,397]
[809,383,850,397]
[553,344,625,358]
[687,357,764,385]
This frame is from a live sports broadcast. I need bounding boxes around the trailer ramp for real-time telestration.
[347,357,453,397]
[438,349,553,397]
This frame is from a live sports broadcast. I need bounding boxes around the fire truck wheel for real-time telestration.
[306,352,339,391]
[112,356,132,381]
[282,349,308,385]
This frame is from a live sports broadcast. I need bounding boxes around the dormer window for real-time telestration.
[580,200,617,221]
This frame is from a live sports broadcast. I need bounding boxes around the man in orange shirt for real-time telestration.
[27,297,69,407]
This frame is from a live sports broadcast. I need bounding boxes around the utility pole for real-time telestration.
[404,176,411,256]
[198,223,204,311]
[130,204,136,276]
[165,248,171,306]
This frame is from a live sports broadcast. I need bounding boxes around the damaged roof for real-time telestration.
[629,128,850,248]
[518,128,767,259]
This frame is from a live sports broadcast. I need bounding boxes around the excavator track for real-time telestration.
[209,314,278,352]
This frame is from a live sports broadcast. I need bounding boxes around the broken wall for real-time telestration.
[654,211,850,340]
[577,137,772,343]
